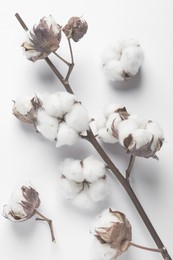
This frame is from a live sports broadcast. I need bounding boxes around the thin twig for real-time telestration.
[53,52,71,66]
[15,13,28,31]
[65,39,74,82]
[130,241,162,253]
[126,155,136,181]
[35,209,56,242]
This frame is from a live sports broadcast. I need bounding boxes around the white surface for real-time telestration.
[0,0,173,260]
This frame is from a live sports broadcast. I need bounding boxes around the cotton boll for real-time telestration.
[119,39,140,50]
[106,112,122,134]
[131,129,153,149]
[95,114,107,130]
[14,96,33,115]
[97,128,117,143]
[121,46,144,76]
[118,119,138,147]
[60,177,83,199]
[82,156,106,182]
[88,178,109,203]
[56,123,79,147]
[129,114,148,129]
[103,60,124,81]
[72,188,95,209]
[146,121,164,149]
[90,238,117,260]
[44,92,75,118]
[36,110,59,141]
[65,103,89,132]
[59,158,84,182]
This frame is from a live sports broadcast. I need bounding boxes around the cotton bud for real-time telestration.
[63,17,88,42]
[59,157,109,208]
[102,39,144,81]
[13,95,42,124]
[3,185,40,221]
[91,208,132,259]
[22,15,61,62]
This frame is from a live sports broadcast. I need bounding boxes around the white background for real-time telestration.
[0,0,173,260]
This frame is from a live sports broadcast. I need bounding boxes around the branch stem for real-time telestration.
[65,39,74,82]
[130,242,163,253]
[53,52,71,66]
[35,209,56,242]
[126,155,136,181]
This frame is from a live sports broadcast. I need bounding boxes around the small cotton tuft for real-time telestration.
[56,123,79,147]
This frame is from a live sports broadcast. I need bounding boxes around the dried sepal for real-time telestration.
[3,185,40,222]
[63,16,88,42]
[22,16,62,62]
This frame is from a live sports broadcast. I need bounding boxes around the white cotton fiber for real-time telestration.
[97,128,117,143]
[56,123,79,147]
[60,177,83,199]
[103,59,124,81]
[88,178,108,203]
[90,238,117,260]
[14,96,33,115]
[59,158,84,182]
[36,110,59,141]
[95,114,107,130]
[131,129,152,149]
[106,112,122,133]
[65,103,89,132]
[128,114,148,129]
[118,119,138,146]
[104,103,124,117]
[82,156,106,182]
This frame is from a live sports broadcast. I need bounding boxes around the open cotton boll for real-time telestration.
[146,121,164,149]
[59,158,84,182]
[88,178,108,203]
[65,103,89,132]
[91,238,117,260]
[14,96,33,115]
[36,110,59,141]
[118,119,138,147]
[44,92,75,118]
[60,177,83,199]
[128,114,148,129]
[121,46,144,76]
[97,128,117,143]
[131,129,153,149]
[103,59,124,81]
[56,122,79,147]
[82,156,106,182]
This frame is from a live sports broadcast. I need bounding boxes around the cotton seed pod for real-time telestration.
[63,16,88,42]
[92,208,132,259]
[22,15,62,62]
[3,185,40,222]
[13,95,42,124]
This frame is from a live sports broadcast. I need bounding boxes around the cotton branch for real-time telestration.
[15,13,172,260]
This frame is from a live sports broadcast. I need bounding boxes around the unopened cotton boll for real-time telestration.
[59,158,84,182]
[82,156,106,182]
[88,178,108,202]
[60,177,83,199]
[36,110,59,141]
[101,39,144,81]
[43,92,75,118]
[56,123,79,147]
[91,208,132,259]
[65,103,89,132]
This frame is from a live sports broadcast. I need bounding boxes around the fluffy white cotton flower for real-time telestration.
[56,123,79,147]
[90,208,132,260]
[36,109,59,141]
[82,156,106,182]
[59,158,84,182]
[101,39,144,81]
[60,157,108,208]
[43,92,75,118]
[3,184,40,222]
[65,102,89,132]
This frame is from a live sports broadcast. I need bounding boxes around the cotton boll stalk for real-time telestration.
[56,122,79,147]
[88,178,109,203]
[60,176,83,199]
[82,156,106,182]
[65,102,89,132]
[59,158,84,182]
[36,109,59,141]
[3,185,40,222]
[43,92,75,118]
[91,208,132,259]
